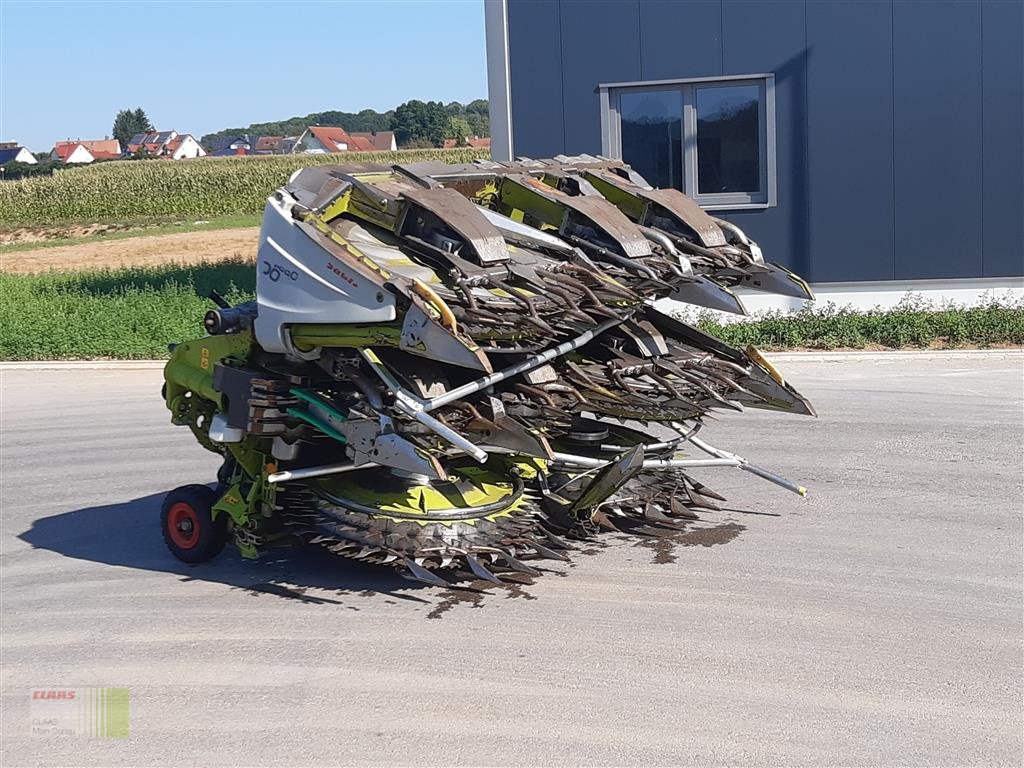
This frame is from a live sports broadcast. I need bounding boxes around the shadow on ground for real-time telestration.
[18,491,756,617]
[17,491,431,607]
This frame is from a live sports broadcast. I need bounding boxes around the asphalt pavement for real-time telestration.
[1,354,1021,767]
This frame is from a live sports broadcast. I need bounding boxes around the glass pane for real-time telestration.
[696,84,761,194]
[619,89,682,190]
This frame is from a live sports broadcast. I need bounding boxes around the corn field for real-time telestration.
[0,149,490,227]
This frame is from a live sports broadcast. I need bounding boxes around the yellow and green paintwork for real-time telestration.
[314,457,547,525]
[163,325,541,555]
[163,330,277,536]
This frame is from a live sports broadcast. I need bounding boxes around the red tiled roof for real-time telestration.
[350,131,395,151]
[52,142,90,161]
[90,151,121,160]
[442,138,458,149]
[77,139,121,155]
[347,135,376,152]
[255,136,283,151]
[307,125,352,153]
[466,136,491,149]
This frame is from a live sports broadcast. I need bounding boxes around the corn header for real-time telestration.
[161,155,815,586]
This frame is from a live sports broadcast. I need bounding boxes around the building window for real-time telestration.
[600,74,776,209]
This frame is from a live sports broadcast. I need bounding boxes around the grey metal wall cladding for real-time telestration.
[507,0,566,158]
[894,0,983,280]
[718,0,809,278]
[504,0,1024,282]
[559,0,641,153]
[806,0,895,282]
[639,0,723,81]
[982,0,1024,278]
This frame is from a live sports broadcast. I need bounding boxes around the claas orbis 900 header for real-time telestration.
[160,155,815,586]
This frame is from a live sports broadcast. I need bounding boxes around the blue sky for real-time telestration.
[0,0,488,151]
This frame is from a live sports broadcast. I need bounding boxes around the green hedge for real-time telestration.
[692,297,1024,350]
[0,149,489,228]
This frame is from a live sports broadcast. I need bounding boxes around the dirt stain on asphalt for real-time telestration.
[634,521,747,564]
[427,573,540,619]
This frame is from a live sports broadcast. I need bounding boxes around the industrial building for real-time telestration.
[485,0,1023,309]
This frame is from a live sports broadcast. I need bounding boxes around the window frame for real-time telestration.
[599,73,776,210]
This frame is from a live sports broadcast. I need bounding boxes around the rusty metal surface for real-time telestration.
[635,187,728,247]
[506,174,653,259]
[401,187,510,265]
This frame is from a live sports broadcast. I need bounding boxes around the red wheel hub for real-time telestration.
[167,502,200,549]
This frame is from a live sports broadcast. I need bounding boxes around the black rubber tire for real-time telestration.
[216,456,237,491]
[161,484,229,564]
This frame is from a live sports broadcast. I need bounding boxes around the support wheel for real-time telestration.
[161,485,228,564]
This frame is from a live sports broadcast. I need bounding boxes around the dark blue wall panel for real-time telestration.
[981,0,1024,278]
[558,0,641,154]
[507,0,565,158]
[505,0,1023,282]
[893,0,983,280]
[639,0,723,81]
[806,0,894,282]
[719,0,809,278]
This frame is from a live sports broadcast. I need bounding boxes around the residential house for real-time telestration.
[127,130,175,154]
[163,135,205,159]
[294,126,351,154]
[75,139,122,159]
[442,135,491,150]
[52,142,96,164]
[251,136,299,155]
[206,135,254,154]
[293,126,379,154]
[126,131,205,159]
[51,138,122,164]
[0,146,38,165]
[349,131,397,151]
[254,136,284,153]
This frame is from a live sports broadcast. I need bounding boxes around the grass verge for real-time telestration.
[1,261,1021,360]
[0,260,255,359]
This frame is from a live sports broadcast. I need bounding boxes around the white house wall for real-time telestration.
[172,136,205,160]
[65,145,94,164]
[14,148,37,164]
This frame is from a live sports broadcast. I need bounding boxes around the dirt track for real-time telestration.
[0,227,259,273]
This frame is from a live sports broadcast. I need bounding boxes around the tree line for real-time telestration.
[199,99,489,149]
